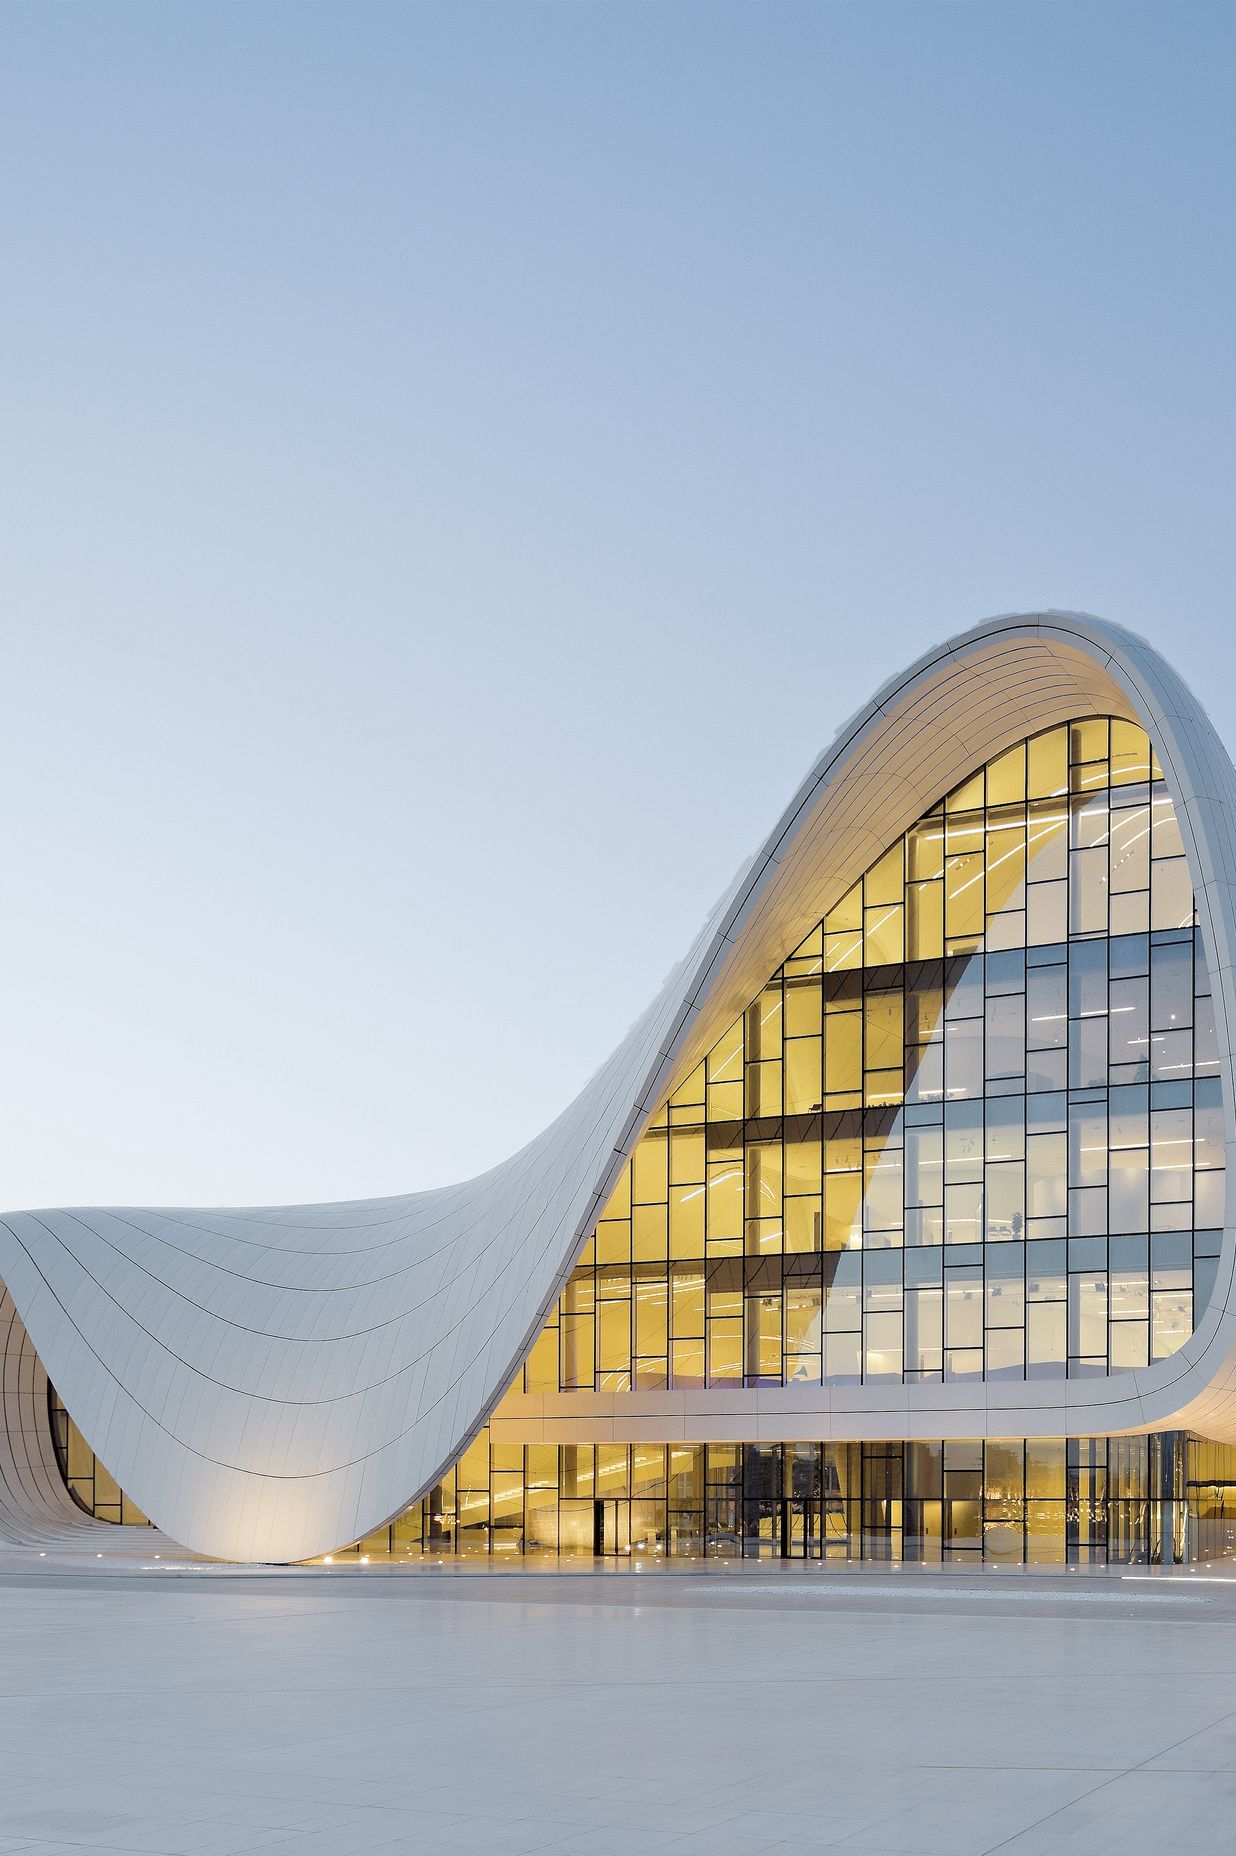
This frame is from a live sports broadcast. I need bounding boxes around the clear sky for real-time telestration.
[3,0,1234,1210]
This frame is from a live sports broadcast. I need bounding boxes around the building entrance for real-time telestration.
[594,1499,630,1557]
[780,1497,822,1558]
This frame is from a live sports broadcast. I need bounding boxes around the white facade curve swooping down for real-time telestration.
[4,610,1236,1563]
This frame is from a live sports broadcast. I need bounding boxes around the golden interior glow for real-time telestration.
[50,719,1227,1569]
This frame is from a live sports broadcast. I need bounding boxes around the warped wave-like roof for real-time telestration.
[4,611,1235,1561]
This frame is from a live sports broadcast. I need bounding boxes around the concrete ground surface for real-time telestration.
[1,1556,1235,1854]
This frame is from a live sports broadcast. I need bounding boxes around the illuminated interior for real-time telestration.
[52,716,1233,1564]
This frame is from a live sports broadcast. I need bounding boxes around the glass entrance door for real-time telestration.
[594,1499,630,1557]
[781,1497,822,1558]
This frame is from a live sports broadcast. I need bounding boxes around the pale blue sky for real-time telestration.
[3,1,1234,1208]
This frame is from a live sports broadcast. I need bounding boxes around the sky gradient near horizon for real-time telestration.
[3,0,1236,1208]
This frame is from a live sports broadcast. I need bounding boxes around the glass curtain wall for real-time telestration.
[328,1431,1201,1568]
[47,1392,150,1525]
[512,718,1222,1399]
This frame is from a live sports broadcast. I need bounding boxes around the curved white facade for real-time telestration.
[3,610,1235,1562]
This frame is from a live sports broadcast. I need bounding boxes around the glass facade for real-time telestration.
[514,717,1222,1396]
[325,1431,1221,1567]
[48,1391,149,1525]
[47,718,1235,1568]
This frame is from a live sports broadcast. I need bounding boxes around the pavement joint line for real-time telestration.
[668,1581,1208,1603]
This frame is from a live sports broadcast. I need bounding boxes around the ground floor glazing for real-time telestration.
[325,1431,1236,1567]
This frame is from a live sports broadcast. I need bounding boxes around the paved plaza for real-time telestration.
[1,1556,1235,1854]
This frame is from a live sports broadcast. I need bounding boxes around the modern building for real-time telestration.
[6,610,1236,1567]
